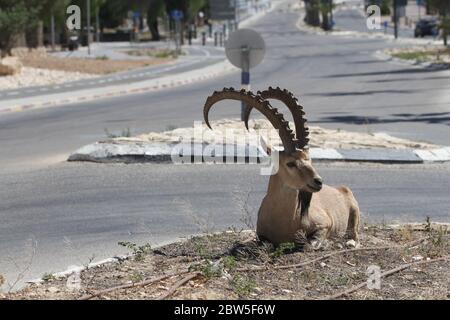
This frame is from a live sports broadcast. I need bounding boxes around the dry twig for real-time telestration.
[78,270,190,300]
[325,255,449,300]
[236,237,429,272]
[156,272,201,300]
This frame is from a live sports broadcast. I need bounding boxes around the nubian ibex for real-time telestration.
[204,87,360,247]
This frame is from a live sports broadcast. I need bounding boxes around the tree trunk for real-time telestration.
[304,0,321,27]
[321,8,330,30]
[149,21,160,41]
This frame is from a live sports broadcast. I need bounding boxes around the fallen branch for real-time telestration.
[325,255,449,300]
[78,270,189,300]
[156,272,201,300]
[237,237,429,272]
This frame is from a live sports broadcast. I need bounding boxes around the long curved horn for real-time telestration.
[203,87,297,154]
[244,87,309,149]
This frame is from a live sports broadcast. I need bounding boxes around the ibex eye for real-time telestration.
[286,162,296,168]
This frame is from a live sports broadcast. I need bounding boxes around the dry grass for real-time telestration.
[3,223,449,300]
[0,64,15,76]
[390,46,450,66]
[20,55,174,75]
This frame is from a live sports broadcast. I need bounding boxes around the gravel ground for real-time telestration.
[113,119,440,150]
[3,223,448,300]
[0,67,98,91]
[0,49,174,91]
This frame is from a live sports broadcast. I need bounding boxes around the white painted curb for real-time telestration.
[68,141,450,164]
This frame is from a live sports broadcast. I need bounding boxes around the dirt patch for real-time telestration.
[3,223,448,300]
[115,119,439,150]
[21,55,173,75]
[125,48,181,59]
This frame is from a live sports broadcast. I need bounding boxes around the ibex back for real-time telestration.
[204,87,360,247]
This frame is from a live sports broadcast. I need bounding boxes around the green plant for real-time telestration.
[222,256,237,271]
[271,242,296,258]
[104,127,132,138]
[129,271,145,283]
[425,216,432,233]
[95,55,109,60]
[191,238,212,259]
[118,241,152,261]
[231,274,256,297]
[41,272,56,282]
[201,261,221,278]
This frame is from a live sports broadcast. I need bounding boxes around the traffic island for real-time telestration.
[68,119,450,164]
[380,46,450,70]
[3,222,449,300]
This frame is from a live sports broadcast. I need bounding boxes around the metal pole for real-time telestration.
[418,1,421,20]
[50,14,55,52]
[394,0,398,39]
[330,0,333,29]
[96,8,100,42]
[87,0,91,54]
[235,0,239,29]
[240,46,250,121]
[175,20,181,55]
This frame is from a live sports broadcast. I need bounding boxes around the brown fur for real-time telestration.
[256,150,360,246]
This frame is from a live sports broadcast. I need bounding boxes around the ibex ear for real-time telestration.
[303,148,310,157]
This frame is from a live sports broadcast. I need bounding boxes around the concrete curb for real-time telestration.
[68,141,450,164]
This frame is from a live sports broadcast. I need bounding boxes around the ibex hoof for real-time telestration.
[310,240,323,250]
[345,239,360,248]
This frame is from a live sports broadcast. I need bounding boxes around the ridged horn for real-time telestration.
[244,86,309,149]
[203,87,297,154]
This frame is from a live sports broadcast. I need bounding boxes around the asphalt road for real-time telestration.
[333,1,416,38]
[0,45,225,100]
[0,0,449,289]
[1,162,450,290]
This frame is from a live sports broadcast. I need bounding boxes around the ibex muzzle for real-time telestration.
[204,87,360,247]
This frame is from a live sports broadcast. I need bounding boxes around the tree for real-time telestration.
[99,0,129,29]
[0,1,36,57]
[303,0,321,27]
[319,0,332,31]
[428,0,450,45]
[147,0,165,41]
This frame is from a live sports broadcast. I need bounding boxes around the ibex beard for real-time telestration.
[204,87,360,248]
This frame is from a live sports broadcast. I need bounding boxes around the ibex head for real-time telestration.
[204,87,323,194]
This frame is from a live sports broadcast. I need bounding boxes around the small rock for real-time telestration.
[346,240,357,248]
[47,286,60,294]
[345,261,356,267]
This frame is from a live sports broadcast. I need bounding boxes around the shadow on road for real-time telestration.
[323,68,444,78]
[314,112,450,125]
[306,89,414,97]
